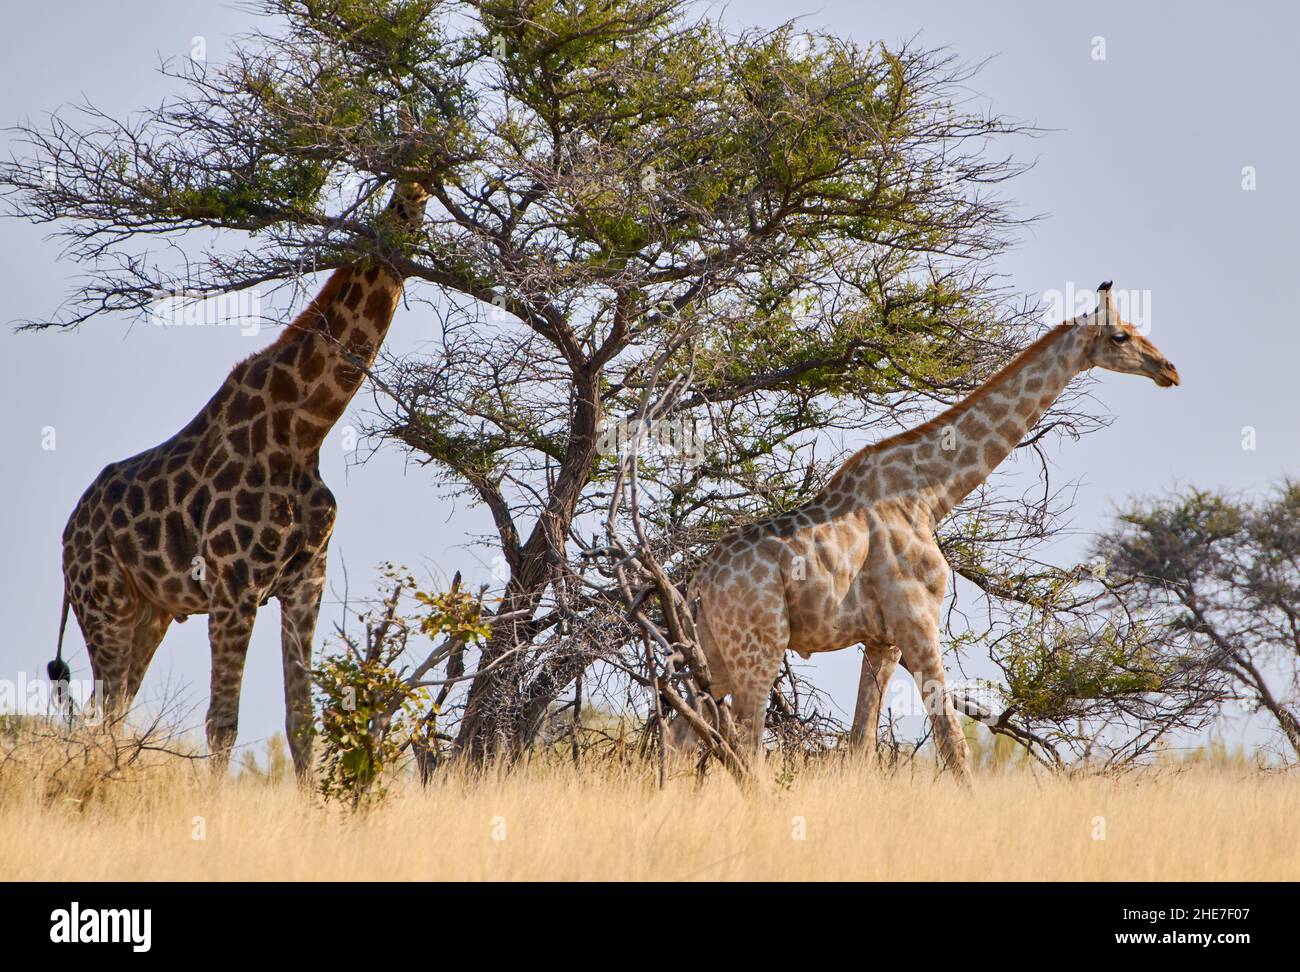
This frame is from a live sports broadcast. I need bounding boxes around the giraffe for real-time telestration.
[48,182,430,777]
[688,282,1180,782]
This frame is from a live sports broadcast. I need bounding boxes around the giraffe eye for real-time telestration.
[1110,331,1130,344]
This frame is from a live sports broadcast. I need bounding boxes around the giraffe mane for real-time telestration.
[824,322,1075,493]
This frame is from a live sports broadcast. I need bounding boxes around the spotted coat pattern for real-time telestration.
[689,285,1181,781]
[56,184,430,776]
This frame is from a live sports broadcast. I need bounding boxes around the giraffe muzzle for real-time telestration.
[1147,359,1180,387]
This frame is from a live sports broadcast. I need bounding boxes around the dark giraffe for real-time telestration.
[50,182,430,777]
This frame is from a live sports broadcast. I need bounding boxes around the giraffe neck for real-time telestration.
[216,184,428,462]
[827,322,1091,522]
[266,266,403,457]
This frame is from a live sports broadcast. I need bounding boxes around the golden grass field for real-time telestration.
[3,724,1297,882]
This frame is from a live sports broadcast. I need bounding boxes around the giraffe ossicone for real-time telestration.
[687,282,1180,782]
[50,182,430,778]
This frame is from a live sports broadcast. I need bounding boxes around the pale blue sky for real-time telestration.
[2,1,1296,758]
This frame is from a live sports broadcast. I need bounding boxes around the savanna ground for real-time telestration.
[2,722,1296,882]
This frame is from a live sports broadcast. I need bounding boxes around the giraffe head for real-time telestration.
[1082,281,1180,387]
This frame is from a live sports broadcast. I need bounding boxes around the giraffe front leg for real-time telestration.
[205,596,258,775]
[848,644,901,758]
[277,552,328,781]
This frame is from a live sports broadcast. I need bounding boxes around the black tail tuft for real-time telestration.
[47,656,73,720]
[47,657,71,684]
[50,587,74,718]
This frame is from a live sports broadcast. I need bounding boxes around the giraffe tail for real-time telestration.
[47,587,73,715]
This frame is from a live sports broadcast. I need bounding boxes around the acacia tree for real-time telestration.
[6,0,1153,767]
[1093,484,1300,760]
[942,554,1228,770]
[354,0,1054,759]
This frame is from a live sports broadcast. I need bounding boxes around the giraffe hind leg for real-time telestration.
[723,632,787,763]
[68,551,144,718]
[123,606,172,703]
[78,613,135,720]
[695,567,789,768]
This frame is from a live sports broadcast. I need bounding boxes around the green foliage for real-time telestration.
[413,586,493,642]
[147,0,474,233]
[1104,489,1243,589]
[314,648,426,806]
[1095,482,1300,760]
[166,158,332,223]
[312,565,488,807]
[1001,622,1168,722]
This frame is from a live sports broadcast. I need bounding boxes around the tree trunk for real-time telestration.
[452,373,602,761]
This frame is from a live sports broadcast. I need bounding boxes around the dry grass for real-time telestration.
[2,723,1297,881]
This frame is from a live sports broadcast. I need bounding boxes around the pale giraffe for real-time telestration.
[48,182,430,777]
[688,282,1180,782]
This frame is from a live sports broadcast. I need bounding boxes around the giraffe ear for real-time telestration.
[1096,281,1116,323]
